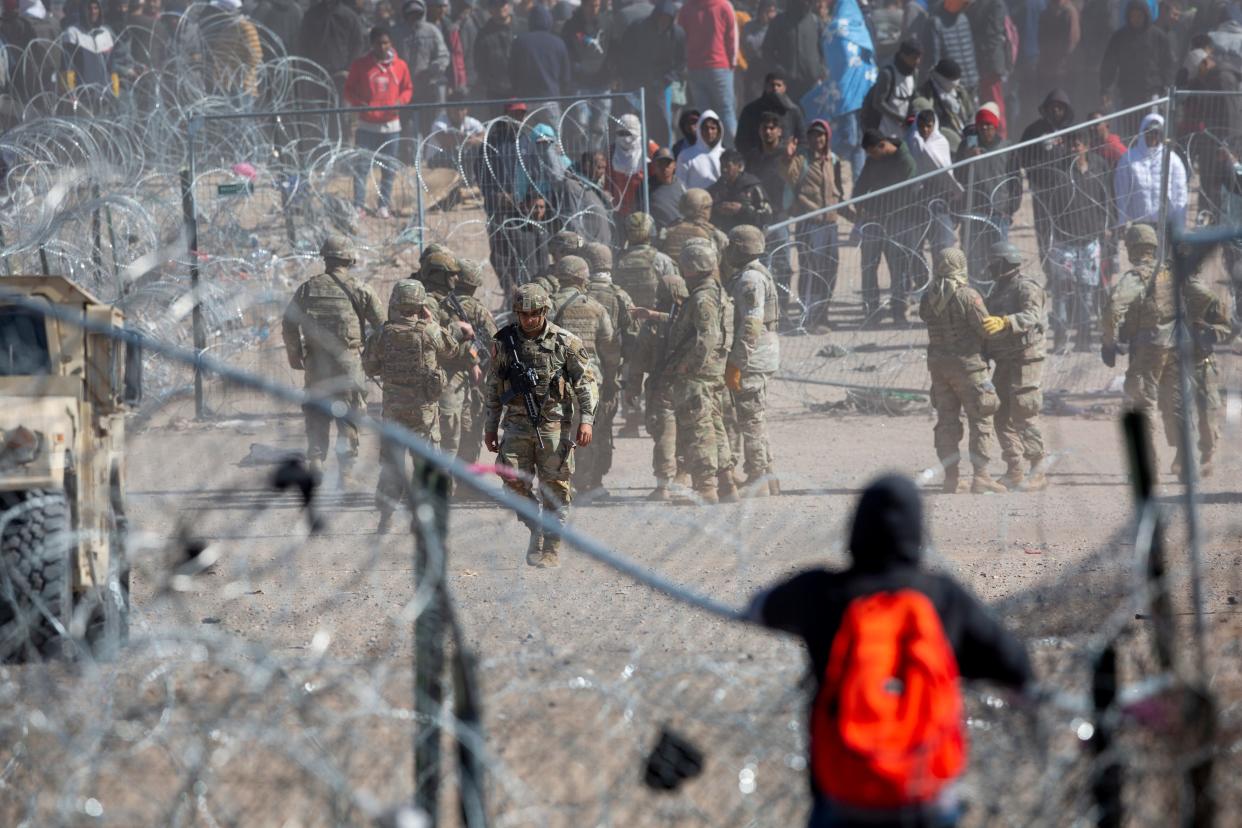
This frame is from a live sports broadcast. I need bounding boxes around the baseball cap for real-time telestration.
[505,101,528,114]
[652,147,675,162]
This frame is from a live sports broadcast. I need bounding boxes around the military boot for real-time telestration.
[536,536,561,568]
[525,528,544,566]
[717,471,739,503]
[673,470,691,488]
[1000,462,1025,491]
[1024,456,1049,491]
[767,477,781,496]
[675,481,718,505]
[647,479,671,501]
[741,475,769,498]
[971,471,1008,494]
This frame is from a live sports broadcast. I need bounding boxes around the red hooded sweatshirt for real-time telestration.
[678,0,737,71]
[344,52,413,129]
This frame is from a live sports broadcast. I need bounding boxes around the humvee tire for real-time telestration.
[0,489,71,660]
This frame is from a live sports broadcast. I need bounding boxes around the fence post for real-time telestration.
[183,115,207,420]
[963,162,975,276]
[416,121,426,251]
[91,181,103,284]
[1090,643,1122,828]
[639,87,651,219]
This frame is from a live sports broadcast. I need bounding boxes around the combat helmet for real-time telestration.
[625,212,655,244]
[320,234,357,265]
[679,188,712,221]
[1125,223,1158,251]
[556,255,590,285]
[989,241,1023,268]
[680,237,717,276]
[458,258,485,291]
[513,283,551,313]
[582,242,613,273]
[420,242,450,263]
[391,280,429,309]
[727,225,765,259]
[549,230,584,259]
[422,250,461,290]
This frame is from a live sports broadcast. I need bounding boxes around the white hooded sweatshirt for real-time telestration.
[675,109,725,190]
[1114,113,1188,228]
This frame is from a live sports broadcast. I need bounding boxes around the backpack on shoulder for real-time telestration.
[810,589,965,809]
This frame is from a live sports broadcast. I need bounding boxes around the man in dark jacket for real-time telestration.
[562,0,612,148]
[1099,0,1174,132]
[297,0,366,90]
[616,0,685,146]
[1018,88,1075,344]
[451,0,487,91]
[956,105,1023,281]
[749,474,1033,827]
[964,0,1009,123]
[253,0,302,57]
[848,129,918,325]
[759,0,822,100]
[473,0,514,102]
[510,4,569,101]
[736,71,806,157]
[708,148,773,232]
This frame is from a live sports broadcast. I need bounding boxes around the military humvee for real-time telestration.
[0,276,141,659]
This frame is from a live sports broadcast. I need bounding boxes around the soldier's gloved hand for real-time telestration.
[485,431,499,453]
[725,363,742,392]
[1101,342,1117,368]
[982,315,1009,335]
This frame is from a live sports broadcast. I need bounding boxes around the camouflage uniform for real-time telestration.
[659,188,729,264]
[281,236,384,482]
[1103,225,1229,475]
[485,284,599,567]
[639,273,690,499]
[532,230,584,297]
[614,212,679,435]
[363,281,456,527]
[444,259,498,465]
[581,242,635,493]
[917,249,1004,494]
[723,226,780,494]
[417,252,483,460]
[983,243,1049,490]
[550,255,619,494]
[665,238,735,502]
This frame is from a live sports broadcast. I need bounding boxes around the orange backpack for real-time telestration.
[811,589,965,809]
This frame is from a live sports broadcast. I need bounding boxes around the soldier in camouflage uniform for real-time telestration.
[918,248,1006,495]
[659,188,729,264]
[550,255,619,495]
[454,259,499,467]
[1102,224,1229,478]
[723,225,781,497]
[664,238,736,504]
[632,272,691,500]
[484,284,600,568]
[981,242,1050,492]
[580,241,635,495]
[282,236,385,486]
[532,230,584,297]
[364,281,457,532]
[614,212,679,436]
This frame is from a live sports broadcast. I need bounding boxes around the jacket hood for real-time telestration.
[848,474,924,571]
[528,4,553,31]
[1125,0,1151,26]
[1038,88,1074,126]
[694,109,723,148]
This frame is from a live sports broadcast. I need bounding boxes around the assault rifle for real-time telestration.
[443,291,491,370]
[498,327,545,448]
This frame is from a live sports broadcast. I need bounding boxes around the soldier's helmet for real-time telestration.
[679,188,713,220]
[458,258,485,290]
[556,255,590,285]
[549,230,584,257]
[935,248,968,278]
[625,212,655,244]
[423,250,461,274]
[728,225,766,258]
[513,283,551,313]
[392,280,429,309]
[1125,223,1159,250]
[582,242,613,272]
[679,237,718,275]
[989,241,1023,267]
[420,242,450,262]
[320,234,357,265]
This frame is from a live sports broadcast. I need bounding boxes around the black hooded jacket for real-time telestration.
[1019,88,1076,192]
[736,90,807,157]
[510,5,571,98]
[1099,0,1174,106]
[751,475,1032,696]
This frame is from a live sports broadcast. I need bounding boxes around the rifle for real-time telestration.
[443,290,491,370]
[498,327,545,449]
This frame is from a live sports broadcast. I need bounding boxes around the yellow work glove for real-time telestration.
[725,363,742,392]
[982,315,1009,335]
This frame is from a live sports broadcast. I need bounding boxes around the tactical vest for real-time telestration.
[1134,263,1177,348]
[614,245,661,309]
[924,287,986,365]
[533,272,560,297]
[378,319,445,396]
[297,273,362,354]
[552,288,605,358]
[661,221,711,262]
[587,279,624,330]
[987,274,1045,358]
[752,261,780,330]
[493,323,576,421]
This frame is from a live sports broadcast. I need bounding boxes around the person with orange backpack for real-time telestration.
[749,474,1032,827]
